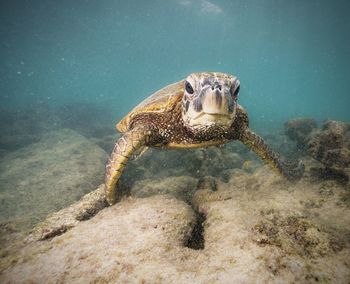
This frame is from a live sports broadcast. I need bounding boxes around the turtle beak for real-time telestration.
[186,86,236,127]
[182,73,238,129]
[201,85,234,116]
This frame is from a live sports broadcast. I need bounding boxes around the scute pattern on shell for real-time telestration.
[117,81,184,133]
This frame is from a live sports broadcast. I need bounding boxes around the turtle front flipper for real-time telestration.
[104,126,152,205]
[240,128,305,181]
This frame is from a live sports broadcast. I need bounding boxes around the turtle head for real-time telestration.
[182,72,240,131]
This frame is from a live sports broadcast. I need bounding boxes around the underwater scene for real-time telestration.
[1,0,350,283]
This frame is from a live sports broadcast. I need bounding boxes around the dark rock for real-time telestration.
[307,120,350,169]
[322,148,350,168]
[284,118,317,146]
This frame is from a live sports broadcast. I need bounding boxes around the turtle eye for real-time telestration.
[234,85,240,96]
[185,81,194,95]
[231,85,240,99]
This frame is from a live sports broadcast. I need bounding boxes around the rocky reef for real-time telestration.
[285,118,350,184]
[1,166,350,283]
[0,116,349,283]
[284,118,318,147]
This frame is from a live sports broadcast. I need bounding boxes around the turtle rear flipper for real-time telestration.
[240,128,305,181]
[104,126,152,205]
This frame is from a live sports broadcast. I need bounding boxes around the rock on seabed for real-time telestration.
[1,119,350,283]
[0,129,107,231]
[0,196,196,283]
[1,167,350,283]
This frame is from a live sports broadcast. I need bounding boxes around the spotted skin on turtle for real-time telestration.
[105,72,304,205]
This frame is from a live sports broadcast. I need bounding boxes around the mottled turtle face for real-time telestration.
[182,72,240,130]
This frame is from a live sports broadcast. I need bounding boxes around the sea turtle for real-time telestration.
[104,72,304,205]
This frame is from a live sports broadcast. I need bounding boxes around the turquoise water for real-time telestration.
[1,2,350,280]
[1,0,350,232]
[1,0,350,131]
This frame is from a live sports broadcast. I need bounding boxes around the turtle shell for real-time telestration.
[117,80,184,132]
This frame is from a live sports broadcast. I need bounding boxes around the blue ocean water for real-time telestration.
[1,0,349,132]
